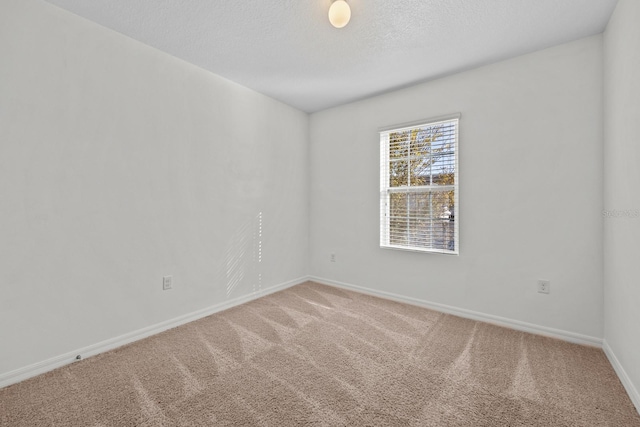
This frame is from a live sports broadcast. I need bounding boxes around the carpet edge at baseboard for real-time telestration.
[308,276,603,347]
[0,276,309,389]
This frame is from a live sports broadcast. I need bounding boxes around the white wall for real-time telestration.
[310,36,604,340]
[603,0,640,407]
[0,0,308,376]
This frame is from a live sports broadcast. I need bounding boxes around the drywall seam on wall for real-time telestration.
[309,276,603,347]
[0,276,307,389]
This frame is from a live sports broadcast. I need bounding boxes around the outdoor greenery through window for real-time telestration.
[380,115,459,254]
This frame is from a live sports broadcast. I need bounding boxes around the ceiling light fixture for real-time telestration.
[328,0,351,29]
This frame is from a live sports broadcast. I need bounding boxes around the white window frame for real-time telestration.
[379,114,460,255]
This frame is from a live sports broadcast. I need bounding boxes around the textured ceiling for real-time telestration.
[44,0,617,112]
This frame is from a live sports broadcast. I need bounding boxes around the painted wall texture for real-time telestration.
[604,0,640,408]
[0,0,309,375]
[310,36,604,340]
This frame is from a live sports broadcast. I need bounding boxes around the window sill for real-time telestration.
[380,244,458,256]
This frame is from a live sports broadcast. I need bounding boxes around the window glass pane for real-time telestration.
[389,192,408,246]
[388,190,455,251]
[389,159,408,187]
[417,190,454,251]
[409,157,429,186]
[403,123,457,187]
[431,125,456,186]
[409,127,430,186]
[389,132,408,159]
[389,131,408,187]
[409,127,432,157]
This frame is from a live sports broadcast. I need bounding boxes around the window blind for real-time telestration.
[380,116,459,254]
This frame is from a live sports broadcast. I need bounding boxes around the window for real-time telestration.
[380,115,459,254]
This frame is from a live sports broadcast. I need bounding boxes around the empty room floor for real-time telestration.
[1,282,638,426]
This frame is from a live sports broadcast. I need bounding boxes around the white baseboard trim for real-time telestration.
[603,340,640,414]
[309,276,603,348]
[0,276,307,389]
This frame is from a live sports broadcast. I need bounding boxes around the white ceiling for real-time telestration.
[44,0,617,113]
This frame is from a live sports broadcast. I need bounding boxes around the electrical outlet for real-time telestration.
[163,275,172,290]
[330,253,336,262]
[538,279,550,294]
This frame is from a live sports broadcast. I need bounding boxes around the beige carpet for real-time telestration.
[1,281,638,426]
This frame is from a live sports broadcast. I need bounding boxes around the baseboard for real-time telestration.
[1,275,607,390]
[309,276,603,348]
[0,276,307,389]
[603,340,640,414]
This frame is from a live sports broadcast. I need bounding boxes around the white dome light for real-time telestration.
[328,0,351,29]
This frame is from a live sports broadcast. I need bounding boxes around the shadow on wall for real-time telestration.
[225,212,263,298]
